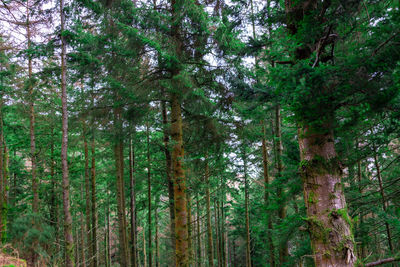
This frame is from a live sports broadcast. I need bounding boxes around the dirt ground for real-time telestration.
[0,254,27,267]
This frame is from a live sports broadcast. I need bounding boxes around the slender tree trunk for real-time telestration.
[274,105,288,264]
[91,122,97,267]
[218,185,227,267]
[146,121,152,267]
[60,0,74,265]
[143,229,147,267]
[261,122,275,267]
[83,122,92,266]
[80,184,87,267]
[356,142,366,259]
[298,124,356,266]
[0,98,4,243]
[50,127,58,256]
[155,204,160,267]
[26,1,38,216]
[170,92,189,267]
[129,132,138,267]
[214,198,221,267]
[373,146,394,254]
[196,194,202,267]
[188,192,193,265]
[0,123,8,245]
[243,150,251,267]
[161,97,176,265]
[114,107,129,266]
[104,204,108,267]
[205,157,214,267]
[106,193,111,267]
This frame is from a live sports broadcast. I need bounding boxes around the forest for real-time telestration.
[0,0,399,266]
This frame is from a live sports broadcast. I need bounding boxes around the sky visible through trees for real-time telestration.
[0,0,399,267]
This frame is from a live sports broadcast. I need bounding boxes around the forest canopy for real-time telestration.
[0,0,399,266]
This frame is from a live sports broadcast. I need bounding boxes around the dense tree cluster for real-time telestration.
[0,0,399,266]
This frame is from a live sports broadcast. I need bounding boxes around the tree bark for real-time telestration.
[214,198,221,267]
[90,126,97,267]
[155,203,160,267]
[196,194,202,267]
[26,0,38,216]
[146,121,152,267]
[170,92,189,267]
[243,149,251,267]
[205,157,214,267]
[261,122,275,267]
[161,96,176,266]
[274,105,288,264]
[114,106,129,266]
[60,0,74,264]
[80,184,87,267]
[143,229,147,267]
[298,125,356,266]
[82,121,92,266]
[129,132,138,267]
[0,97,4,243]
[188,191,193,265]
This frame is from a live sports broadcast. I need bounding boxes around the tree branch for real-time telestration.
[365,257,399,267]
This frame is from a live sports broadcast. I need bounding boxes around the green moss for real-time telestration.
[299,156,342,176]
[304,216,331,243]
[336,208,353,231]
[323,251,331,259]
[308,191,318,204]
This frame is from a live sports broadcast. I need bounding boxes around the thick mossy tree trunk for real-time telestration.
[283,1,357,265]
[298,125,356,266]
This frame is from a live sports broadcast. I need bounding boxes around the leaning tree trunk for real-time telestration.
[60,0,74,265]
[298,125,356,266]
[373,146,394,255]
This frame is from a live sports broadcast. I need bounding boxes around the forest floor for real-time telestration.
[0,253,27,267]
